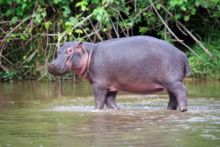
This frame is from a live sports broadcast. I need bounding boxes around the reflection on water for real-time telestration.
[0,79,220,147]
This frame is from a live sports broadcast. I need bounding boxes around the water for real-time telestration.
[0,79,220,147]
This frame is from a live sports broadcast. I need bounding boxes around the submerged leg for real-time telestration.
[167,91,177,110]
[166,81,188,112]
[105,91,119,110]
[92,84,107,110]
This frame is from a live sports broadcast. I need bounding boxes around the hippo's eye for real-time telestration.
[66,47,73,55]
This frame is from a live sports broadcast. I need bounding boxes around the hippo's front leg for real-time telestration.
[105,91,119,110]
[92,84,108,109]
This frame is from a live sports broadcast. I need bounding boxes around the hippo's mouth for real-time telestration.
[48,63,69,76]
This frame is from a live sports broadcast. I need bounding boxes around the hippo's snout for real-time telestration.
[48,63,58,74]
[48,63,57,68]
[47,62,68,76]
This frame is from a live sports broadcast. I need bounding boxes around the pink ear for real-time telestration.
[76,42,83,49]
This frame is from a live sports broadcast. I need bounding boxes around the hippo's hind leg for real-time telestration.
[167,91,177,110]
[105,91,119,110]
[92,84,108,109]
[165,81,188,112]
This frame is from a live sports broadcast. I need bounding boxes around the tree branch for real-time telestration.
[149,0,205,62]
[160,4,212,58]
[0,16,31,44]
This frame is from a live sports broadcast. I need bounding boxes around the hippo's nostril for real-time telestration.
[48,63,57,68]
[48,61,67,76]
[48,64,52,69]
[48,63,56,71]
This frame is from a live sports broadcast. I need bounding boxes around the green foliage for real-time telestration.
[0,0,220,81]
[76,0,88,11]
[189,31,220,79]
[93,7,110,25]
[0,71,18,81]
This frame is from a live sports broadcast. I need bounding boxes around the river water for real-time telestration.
[0,79,220,147]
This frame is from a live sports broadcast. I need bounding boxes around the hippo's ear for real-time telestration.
[76,42,83,49]
[76,42,86,53]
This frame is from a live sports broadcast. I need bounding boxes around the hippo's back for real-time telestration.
[98,36,179,54]
[90,36,188,92]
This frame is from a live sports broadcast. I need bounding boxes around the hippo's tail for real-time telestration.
[184,58,190,77]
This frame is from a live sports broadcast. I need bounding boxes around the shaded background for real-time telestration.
[0,0,220,81]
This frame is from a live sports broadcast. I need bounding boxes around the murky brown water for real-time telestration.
[0,79,220,147]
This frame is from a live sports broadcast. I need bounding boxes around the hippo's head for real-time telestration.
[48,41,89,76]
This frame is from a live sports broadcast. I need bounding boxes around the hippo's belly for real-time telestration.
[108,82,164,94]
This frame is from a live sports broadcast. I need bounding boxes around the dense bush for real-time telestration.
[189,31,220,79]
[0,0,220,81]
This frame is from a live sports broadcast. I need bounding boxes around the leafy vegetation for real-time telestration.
[0,0,220,81]
[189,31,220,79]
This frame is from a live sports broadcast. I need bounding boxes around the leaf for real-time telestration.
[175,13,181,20]
[91,0,99,4]
[21,3,27,10]
[139,27,149,34]
[11,16,18,24]
[75,29,83,34]
[180,5,186,11]
[93,7,109,24]
[5,9,13,16]
[102,0,113,6]
[62,5,71,17]
[156,3,161,10]
[44,21,52,30]
[69,17,78,25]
[58,34,63,42]
[76,0,88,11]
[53,0,62,4]
[184,15,190,21]
[34,13,42,24]
[195,0,201,7]
[15,6,23,16]
[41,9,47,18]
[0,0,4,4]
[20,33,28,40]
[39,0,46,5]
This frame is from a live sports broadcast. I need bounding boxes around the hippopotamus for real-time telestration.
[48,36,190,112]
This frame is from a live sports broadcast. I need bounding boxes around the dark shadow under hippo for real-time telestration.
[48,36,190,112]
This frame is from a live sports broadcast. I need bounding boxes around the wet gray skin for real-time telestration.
[0,80,220,147]
[48,36,190,112]
[48,42,80,75]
